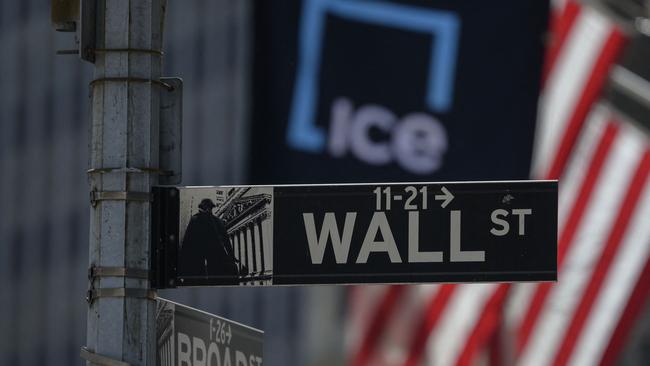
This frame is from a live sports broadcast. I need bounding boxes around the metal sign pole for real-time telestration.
[85,0,166,364]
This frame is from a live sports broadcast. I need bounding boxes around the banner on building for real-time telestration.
[250,0,549,183]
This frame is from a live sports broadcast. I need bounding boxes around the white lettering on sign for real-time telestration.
[193,337,206,366]
[490,208,533,236]
[374,186,430,211]
[235,351,262,366]
[356,212,402,264]
[490,209,509,236]
[450,210,484,262]
[176,331,262,366]
[512,209,532,235]
[178,333,192,366]
[223,348,232,366]
[408,211,443,262]
[302,196,487,264]
[303,212,356,264]
[210,317,233,345]
[328,97,448,174]
[207,343,220,366]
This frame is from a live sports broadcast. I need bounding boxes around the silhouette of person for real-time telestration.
[179,198,239,284]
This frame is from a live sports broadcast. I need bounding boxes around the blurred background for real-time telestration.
[1,0,650,365]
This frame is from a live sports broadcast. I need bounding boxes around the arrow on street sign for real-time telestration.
[151,180,557,288]
[434,186,454,208]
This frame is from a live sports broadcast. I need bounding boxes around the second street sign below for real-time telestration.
[152,181,557,288]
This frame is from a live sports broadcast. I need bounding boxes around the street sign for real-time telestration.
[152,181,557,288]
[156,298,264,366]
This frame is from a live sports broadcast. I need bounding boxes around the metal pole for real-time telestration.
[86,0,166,364]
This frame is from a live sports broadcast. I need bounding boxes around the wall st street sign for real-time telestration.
[156,298,264,366]
[151,181,557,288]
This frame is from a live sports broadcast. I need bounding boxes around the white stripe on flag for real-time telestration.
[506,105,608,352]
[376,285,439,365]
[347,285,388,355]
[532,7,610,178]
[571,178,650,364]
[505,283,535,337]
[426,284,496,366]
[570,140,650,365]
[518,119,646,366]
[349,285,440,365]
[506,105,609,351]
[556,105,609,224]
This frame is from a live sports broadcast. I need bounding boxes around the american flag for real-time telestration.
[346,1,650,365]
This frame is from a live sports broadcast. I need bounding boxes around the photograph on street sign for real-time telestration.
[176,186,274,286]
[153,181,557,288]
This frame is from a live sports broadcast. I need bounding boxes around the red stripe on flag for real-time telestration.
[351,285,406,366]
[553,150,650,366]
[546,29,626,180]
[541,1,581,86]
[488,316,503,366]
[600,249,650,365]
[517,121,620,355]
[402,285,456,366]
[555,121,618,265]
[516,284,551,356]
[455,286,510,366]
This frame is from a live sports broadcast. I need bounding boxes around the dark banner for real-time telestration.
[156,298,264,366]
[250,0,549,183]
[152,181,557,288]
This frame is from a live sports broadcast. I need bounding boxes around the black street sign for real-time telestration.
[156,298,264,366]
[152,181,557,288]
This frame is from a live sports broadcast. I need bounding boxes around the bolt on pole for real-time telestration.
[86,0,166,364]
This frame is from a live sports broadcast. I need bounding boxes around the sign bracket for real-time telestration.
[159,77,183,185]
[87,166,172,176]
[88,265,150,280]
[89,190,152,207]
[86,288,156,304]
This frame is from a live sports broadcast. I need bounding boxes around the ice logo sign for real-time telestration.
[287,0,460,175]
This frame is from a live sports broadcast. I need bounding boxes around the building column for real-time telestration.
[261,215,273,272]
[239,230,247,274]
[246,223,254,275]
[231,235,240,270]
[254,218,265,274]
